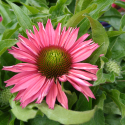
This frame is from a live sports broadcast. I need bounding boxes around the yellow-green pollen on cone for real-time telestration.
[37,46,72,78]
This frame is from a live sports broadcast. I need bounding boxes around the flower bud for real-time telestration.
[105,60,121,76]
[0,88,12,106]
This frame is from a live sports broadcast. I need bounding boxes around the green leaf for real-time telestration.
[75,93,92,111]
[74,0,93,14]
[66,92,77,109]
[78,0,116,36]
[8,112,16,125]
[104,102,121,115]
[107,31,125,37]
[85,16,109,64]
[0,1,14,26]
[120,14,125,30]
[81,93,106,125]
[2,23,20,40]
[0,39,18,56]
[81,109,105,125]
[10,97,38,122]
[49,0,72,19]
[21,3,39,14]
[99,7,121,30]
[8,2,33,32]
[105,89,125,117]
[32,102,96,124]
[65,3,97,27]
[115,1,125,9]
[105,114,122,125]
[94,69,115,86]
[0,112,11,125]
[28,115,60,125]
[110,33,125,59]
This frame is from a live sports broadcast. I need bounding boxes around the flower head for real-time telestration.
[3,19,99,109]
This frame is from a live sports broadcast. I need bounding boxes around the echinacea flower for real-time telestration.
[3,19,99,109]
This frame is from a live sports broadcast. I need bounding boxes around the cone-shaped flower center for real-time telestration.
[37,46,72,78]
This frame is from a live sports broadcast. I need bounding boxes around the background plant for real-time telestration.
[1,0,125,125]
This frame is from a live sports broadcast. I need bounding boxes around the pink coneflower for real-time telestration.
[3,19,99,109]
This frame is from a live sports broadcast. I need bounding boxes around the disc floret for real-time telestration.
[37,46,72,78]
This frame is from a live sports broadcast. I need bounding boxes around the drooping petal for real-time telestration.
[20,76,46,102]
[4,71,38,87]
[69,69,97,81]
[14,89,26,101]
[3,63,38,73]
[36,79,54,103]
[21,89,41,108]
[57,80,68,109]
[10,73,41,93]
[67,74,93,86]
[46,82,58,109]
[79,84,95,99]
[67,77,89,101]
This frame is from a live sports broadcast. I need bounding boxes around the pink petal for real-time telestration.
[45,19,55,45]
[58,75,67,82]
[67,77,89,101]
[17,41,37,57]
[8,47,36,64]
[21,89,41,108]
[69,39,93,54]
[10,73,41,93]
[80,85,95,99]
[72,43,98,58]
[4,71,37,86]
[57,80,68,109]
[19,35,39,55]
[54,23,61,45]
[38,22,49,47]
[46,82,58,109]
[59,27,71,47]
[36,79,54,103]
[69,69,97,81]
[68,33,90,52]
[2,63,37,72]
[20,76,46,102]
[72,63,98,70]
[64,28,79,50]
[14,89,26,101]
[84,69,98,74]
[72,44,99,62]
[33,25,43,48]
[67,74,93,86]
[26,33,40,51]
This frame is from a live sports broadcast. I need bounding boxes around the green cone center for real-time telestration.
[37,46,72,78]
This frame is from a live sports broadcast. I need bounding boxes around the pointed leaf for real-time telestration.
[8,2,33,32]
